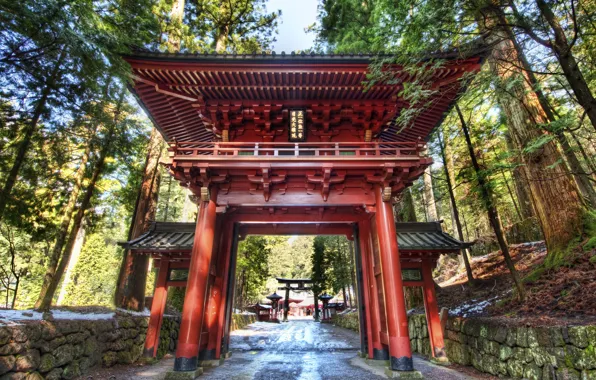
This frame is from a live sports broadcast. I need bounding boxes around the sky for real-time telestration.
[266,0,319,52]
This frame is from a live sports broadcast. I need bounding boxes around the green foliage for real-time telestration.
[155,0,280,53]
[235,236,271,307]
[62,233,121,307]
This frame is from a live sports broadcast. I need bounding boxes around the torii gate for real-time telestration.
[122,50,483,377]
[276,277,312,322]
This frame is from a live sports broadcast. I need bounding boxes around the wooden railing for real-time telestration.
[168,141,426,159]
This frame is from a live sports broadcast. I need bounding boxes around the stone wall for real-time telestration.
[0,315,180,380]
[408,314,596,380]
[331,312,359,332]
[231,314,257,331]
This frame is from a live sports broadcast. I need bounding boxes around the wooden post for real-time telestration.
[202,217,224,362]
[283,287,290,322]
[422,260,448,362]
[357,220,375,359]
[174,190,218,372]
[214,221,234,359]
[353,224,369,357]
[374,185,414,371]
[144,257,169,357]
[362,218,389,360]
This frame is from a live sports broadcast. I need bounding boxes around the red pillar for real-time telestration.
[374,185,414,371]
[202,218,224,362]
[144,257,169,357]
[365,219,390,360]
[214,220,233,359]
[422,260,448,362]
[358,220,379,359]
[174,190,218,372]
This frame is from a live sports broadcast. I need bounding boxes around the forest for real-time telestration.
[0,0,595,320]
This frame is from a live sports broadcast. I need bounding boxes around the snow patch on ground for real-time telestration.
[0,309,118,325]
[449,291,511,317]
[116,307,151,317]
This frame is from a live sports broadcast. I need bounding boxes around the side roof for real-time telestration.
[120,221,473,254]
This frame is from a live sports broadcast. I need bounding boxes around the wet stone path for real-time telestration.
[79,318,485,379]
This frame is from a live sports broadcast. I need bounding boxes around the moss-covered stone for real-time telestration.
[445,340,469,365]
[44,368,62,380]
[83,337,97,357]
[0,356,15,375]
[62,360,81,380]
[507,359,525,378]
[517,327,529,347]
[556,367,581,380]
[14,349,39,372]
[493,326,508,344]
[523,363,542,380]
[0,329,12,346]
[506,328,517,347]
[53,344,73,367]
[570,327,591,349]
[24,372,43,380]
[102,351,118,367]
[481,339,500,356]
[0,372,27,380]
[0,344,25,356]
[531,346,557,367]
[543,364,556,380]
[499,345,513,361]
[38,353,55,373]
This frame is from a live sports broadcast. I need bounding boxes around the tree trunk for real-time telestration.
[215,25,229,53]
[534,0,596,132]
[504,133,535,219]
[56,226,86,305]
[36,94,125,311]
[35,128,94,309]
[167,0,186,52]
[422,156,438,221]
[114,128,164,310]
[347,240,357,308]
[482,19,584,252]
[500,13,596,207]
[457,104,526,300]
[0,50,65,222]
[395,188,417,222]
[438,130,475,285]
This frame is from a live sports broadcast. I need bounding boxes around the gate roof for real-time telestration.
[125,49,485,143]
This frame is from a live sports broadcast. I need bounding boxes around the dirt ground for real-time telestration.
[429,241,596,326]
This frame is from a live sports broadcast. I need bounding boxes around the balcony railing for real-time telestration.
[168,141,426,160]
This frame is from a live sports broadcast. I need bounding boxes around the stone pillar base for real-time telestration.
[164,368,203,380]
[198,358,224,367]
[384,368,424,379]
[430,357,450,366]
[365,359,389,367]
[222,351,233,359]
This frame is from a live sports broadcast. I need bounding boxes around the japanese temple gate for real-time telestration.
[123,51,482,375]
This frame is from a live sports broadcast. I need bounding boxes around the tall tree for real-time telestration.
[34,121,96,308]
[114,128,164,310]
[311,236,327,321]
[438,130,475,284]
[458,104,525,299]
[37,90,127,311]
[506,0,596,131]
[479,11,585,251]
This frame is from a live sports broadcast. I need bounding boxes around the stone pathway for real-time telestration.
[79,318,492,379]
